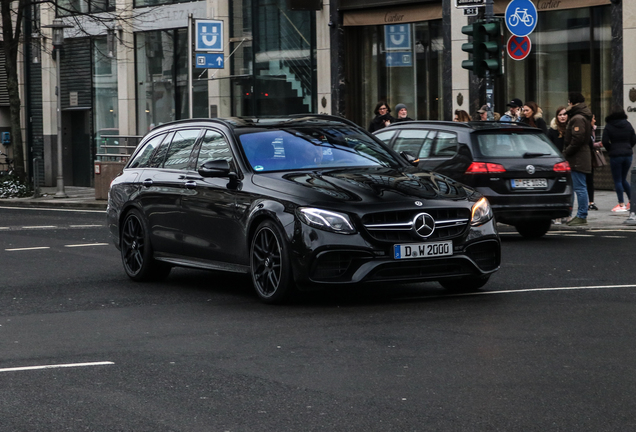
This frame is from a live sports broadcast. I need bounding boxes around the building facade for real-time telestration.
[2,0,633,187]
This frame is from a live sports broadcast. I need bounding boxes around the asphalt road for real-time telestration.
[1,206,636,431]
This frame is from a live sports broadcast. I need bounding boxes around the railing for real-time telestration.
[95,135,142,162]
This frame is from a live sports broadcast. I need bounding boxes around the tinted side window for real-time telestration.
[196,130,233,167]
[163,129,202,170]
[393,130,428,157]
[431,132,458,157]
[148,132,173,168]
[128,133,166,168]
[374,130,396,144]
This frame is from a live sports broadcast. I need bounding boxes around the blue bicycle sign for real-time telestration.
[505,0,537,37]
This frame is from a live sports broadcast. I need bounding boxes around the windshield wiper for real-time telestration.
[523,152,551,158]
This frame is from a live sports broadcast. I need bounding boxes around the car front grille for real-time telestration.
[361,208,470,242]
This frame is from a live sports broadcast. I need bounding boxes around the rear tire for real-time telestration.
[120,209,171,281]
[440,275,490,292]
[514,219,552,238]
[250,220,295,304]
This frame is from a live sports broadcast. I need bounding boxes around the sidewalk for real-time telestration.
[0,186,634,230]
[0,187,106,210]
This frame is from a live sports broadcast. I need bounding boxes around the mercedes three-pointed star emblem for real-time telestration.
[412,213,435,238]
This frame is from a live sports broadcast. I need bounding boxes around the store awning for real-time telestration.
[343,3,442,26]
[494,0,611,14]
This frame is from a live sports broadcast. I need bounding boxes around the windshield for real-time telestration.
[476,132,560,158]
[237,126,401,172]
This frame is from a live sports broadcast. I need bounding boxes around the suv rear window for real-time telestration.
[476,133,560,158]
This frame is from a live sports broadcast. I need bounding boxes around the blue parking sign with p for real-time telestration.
[196,20,224,52]
[385,24,411,51]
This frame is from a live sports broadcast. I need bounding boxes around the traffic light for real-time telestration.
[461,23,484,78]
[461,19,504,78]
[481,19,504,77]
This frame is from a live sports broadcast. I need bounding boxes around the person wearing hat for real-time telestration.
[475,105,489,121]
[394,103,413,123]
[500,98,523,122]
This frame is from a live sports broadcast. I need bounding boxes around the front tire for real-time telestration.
[514,219,552,238]
[250,220,295,304]
[120,209,171,281]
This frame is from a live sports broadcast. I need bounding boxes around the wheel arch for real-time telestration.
[246,199,296,251]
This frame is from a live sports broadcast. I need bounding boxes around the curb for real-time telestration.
[0,198,107,210]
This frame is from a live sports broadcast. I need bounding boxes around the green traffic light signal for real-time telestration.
[460,20,504,78]
[461,23,484,78]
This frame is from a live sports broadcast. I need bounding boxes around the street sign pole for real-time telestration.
[485,0,494,121]
[188,14,193,118]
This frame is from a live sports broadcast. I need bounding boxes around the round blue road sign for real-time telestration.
[505,0,537,37]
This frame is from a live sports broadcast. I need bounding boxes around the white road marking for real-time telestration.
[401,284,636,301]
[0,361,114,373]
[22,226,57,229]
[5,246,50,251]
[562,234,594,237]
[0,227,9,230]
[64,243,109,248]
[454,284,636,297]
[0,206,105,214]
[69,225,104,228]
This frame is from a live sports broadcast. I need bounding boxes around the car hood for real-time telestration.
[251,167,474,204]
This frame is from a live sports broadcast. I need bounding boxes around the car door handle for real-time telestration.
[142,179,153,187]
[184,181,197,190]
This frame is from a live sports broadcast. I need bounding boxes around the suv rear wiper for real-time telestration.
[523,152,551,158]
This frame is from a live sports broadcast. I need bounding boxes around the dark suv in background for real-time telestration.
[375,121,573,238]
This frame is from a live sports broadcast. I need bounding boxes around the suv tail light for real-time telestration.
[465,162,506,174]
[553,161,571,172]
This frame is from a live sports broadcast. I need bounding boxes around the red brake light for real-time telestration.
[553,161,571,172]
[465,162,506,174]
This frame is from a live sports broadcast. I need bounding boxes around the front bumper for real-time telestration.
[289,220,500,286]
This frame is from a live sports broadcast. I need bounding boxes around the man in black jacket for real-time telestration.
[563,92,593,226]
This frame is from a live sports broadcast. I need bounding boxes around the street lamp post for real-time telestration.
[44,18,73,198]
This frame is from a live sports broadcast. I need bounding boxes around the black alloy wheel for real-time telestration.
[250,220,294,303]
[120,209,171,281]
[514,219,552,239]
[440,275,490,292]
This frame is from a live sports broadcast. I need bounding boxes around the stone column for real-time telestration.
[623,0,636,125]
[451,6,471,120]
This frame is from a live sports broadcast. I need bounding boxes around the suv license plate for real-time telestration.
[511,178,547,189]
[394,241,452,260]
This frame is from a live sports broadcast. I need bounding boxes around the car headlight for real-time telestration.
[470,197,493,226]
[298,208,356,234]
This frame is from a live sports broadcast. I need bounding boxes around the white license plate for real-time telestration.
[394,241,452,260]
[511,178,547,189]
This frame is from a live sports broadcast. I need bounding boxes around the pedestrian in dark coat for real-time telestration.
[563,92,593,226]
[393,103,413,123]
[547,106,568,152]
[603,105,636,212]
[520,101,548,134]
[368,101,395,132]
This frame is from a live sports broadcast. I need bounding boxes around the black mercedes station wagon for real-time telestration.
[375,121,573,238]
[107,116,500,303]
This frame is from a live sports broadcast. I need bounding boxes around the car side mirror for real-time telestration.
[198,159,232,178]
[400,151,420,166]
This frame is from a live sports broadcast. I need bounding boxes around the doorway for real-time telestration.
[62,110,93,187]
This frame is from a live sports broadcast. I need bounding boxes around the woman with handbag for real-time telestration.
[603,106,636,212]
